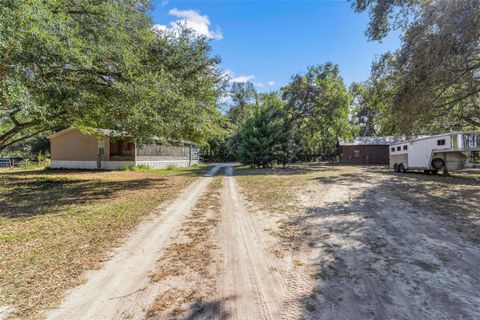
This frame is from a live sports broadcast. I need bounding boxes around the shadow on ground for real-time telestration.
[0,172,163,218]
[233,163,343,176]
[279,168,480,319]
[183,296,234,320]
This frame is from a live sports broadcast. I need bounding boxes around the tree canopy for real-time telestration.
[281,63,354,160]
[351,0,480,134]
[0,0,224,152]
[232,63,354,166]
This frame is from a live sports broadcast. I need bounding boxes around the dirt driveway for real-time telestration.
[43,165,480,319]
[236,165,480,320]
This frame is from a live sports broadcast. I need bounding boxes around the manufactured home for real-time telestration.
[48,128,199,170]
[390,132,480,173]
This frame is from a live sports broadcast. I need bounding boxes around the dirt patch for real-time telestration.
[147,177,223,319]
[384,169,480,243]
[0,169,201,319]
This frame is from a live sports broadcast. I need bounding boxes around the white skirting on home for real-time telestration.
[50,160,135,170]
[136,159,198,169]
[50,159,198,170]
[103,161,136,170]
[51,160,98,169]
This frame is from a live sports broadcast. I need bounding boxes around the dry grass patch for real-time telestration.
[147,177,223,319]
[0,167,203,319]
[233,165,317,213]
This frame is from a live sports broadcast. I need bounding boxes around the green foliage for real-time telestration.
[352,0,480,134]
[349,0,423,41]
[349,81,395,136]
[122,164,151,171]
[0,1,224,151]
[227,82,258,125]
[281,63,354,160]
[234,63,353,166]
[236,98,286,167]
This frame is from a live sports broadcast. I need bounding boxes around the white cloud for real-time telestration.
[268,81,275,86]
[153,8,223,40]
[226,70,266,89]
[224,69,255,83]
[152,24,167,32]
[231,74,255,83]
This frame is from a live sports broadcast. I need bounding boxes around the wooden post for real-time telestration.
[189,145,192,166]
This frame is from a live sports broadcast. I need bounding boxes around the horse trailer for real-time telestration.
[389,132,480,174]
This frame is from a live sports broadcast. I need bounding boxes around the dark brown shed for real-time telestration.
[339,137,395,165]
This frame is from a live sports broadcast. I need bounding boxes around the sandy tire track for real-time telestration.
[279,172,350,320]
[218,166,286,320]
[47,165,221,320]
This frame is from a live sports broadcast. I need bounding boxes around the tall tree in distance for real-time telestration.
[236,93,286,167]
[349,82,378,136]
[281,63,354,160]
[349,81,398,136]
[227,81,258,125]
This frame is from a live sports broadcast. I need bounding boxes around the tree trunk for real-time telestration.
[0,121,40,152]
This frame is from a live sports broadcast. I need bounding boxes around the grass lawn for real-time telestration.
[0,166,206,319]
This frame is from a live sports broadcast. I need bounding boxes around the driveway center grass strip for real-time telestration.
[0,167,205,319]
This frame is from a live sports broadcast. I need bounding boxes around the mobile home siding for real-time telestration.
[50,129,110,161]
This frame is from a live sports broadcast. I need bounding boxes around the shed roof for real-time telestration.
[339,136,397,146]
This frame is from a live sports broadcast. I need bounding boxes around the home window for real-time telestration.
[403,145,408,150]
[391,147,395,152]
[397,146,401,151]
[353,150,360,157]
[437,139,446,146]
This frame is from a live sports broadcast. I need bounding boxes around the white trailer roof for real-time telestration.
[390,131,478,146]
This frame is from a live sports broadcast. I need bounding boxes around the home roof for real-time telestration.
[47,127,198,146]
[339,136,397,146]
[47,127,125,139]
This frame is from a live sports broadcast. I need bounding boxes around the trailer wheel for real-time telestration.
[398,163,407,173]
[393,163,399,172]
[431,158,445,170]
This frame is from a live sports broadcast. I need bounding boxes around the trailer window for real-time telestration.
[437,139,446,146]
[391,147,395,152]
[403,145,408,150]
[353,150,360,157]
[396,146,401,151]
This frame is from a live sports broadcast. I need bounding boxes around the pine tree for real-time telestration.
[237,107,280,167]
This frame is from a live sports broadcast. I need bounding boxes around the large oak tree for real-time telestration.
[0,0,223,152]
[351,0,480,134]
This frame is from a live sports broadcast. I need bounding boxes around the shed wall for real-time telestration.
[341,145,389,165]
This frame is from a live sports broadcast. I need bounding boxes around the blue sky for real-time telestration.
[151,0,401,92]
